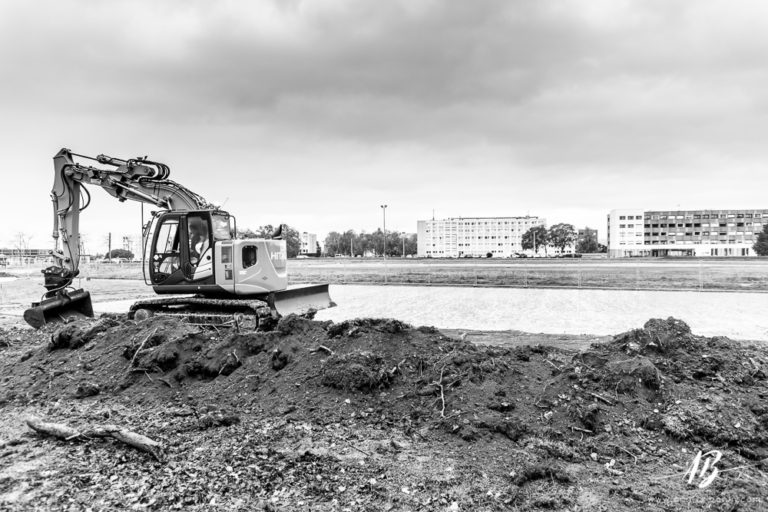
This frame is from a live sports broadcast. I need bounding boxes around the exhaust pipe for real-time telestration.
[24,289,94,329]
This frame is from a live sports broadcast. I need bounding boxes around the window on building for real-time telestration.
[619,216,626,220]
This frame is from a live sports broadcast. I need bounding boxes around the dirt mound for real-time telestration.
[2,314,768,509]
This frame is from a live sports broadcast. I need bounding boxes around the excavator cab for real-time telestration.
[145,210,233,290]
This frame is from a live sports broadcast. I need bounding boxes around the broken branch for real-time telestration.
[588,392,613,406]
[25,415,162,461]
[128,328,157,370]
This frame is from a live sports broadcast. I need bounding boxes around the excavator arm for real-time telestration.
[47,148,216,284]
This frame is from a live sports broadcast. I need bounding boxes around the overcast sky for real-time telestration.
[2,0,768,253]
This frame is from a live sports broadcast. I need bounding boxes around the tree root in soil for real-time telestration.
[25,415,163,461]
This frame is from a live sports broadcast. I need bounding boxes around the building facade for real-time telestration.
[300,232,317,255]
[417,216,546,258]
[577,227,599,252]
[607,209,768,257]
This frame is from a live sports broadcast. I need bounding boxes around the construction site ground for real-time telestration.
[1,312,768,511]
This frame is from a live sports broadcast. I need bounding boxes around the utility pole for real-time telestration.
[533,230,536,258]
[108,232,112,262]
[380,204,388,259]
[350,237,353,258]
[402,233,406,258]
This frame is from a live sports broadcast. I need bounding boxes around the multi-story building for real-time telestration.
[607,209,768,257]
[606,209,645,257]
[300,232,317,255]
[417,216,546,258]
[577,227,599,252]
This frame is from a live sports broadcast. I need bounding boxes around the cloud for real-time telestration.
[1,0,767,249]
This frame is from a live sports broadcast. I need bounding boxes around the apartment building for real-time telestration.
[299,232,317,255]
[577,227,599,251]
[417,216,546,258]
[607,209,768,257]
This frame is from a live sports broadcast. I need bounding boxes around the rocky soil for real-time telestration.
[1,314,767,511]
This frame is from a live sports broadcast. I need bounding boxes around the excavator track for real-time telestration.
[128,297,279,331]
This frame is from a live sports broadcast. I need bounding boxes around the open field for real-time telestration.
[8,257,766,292]
[287,257,768,292]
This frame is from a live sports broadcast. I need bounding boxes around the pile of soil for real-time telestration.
[1,314,767,510]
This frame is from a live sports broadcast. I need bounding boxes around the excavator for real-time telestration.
[23,148,334,329]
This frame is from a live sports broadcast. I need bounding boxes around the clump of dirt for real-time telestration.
[604,356,662,393]
[320,351,395,392]
[662,396,766,447]
[276,313,325,335]
[513,463,573,486]
[49,317,120,350]
[74,381,100,398]
[326,318,411,338]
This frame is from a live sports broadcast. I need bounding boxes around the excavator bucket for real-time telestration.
[269,284,335,316]
[23,289,94,329]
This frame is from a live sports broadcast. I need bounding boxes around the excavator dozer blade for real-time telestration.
[23,289,94,329]
[270,284,335,316]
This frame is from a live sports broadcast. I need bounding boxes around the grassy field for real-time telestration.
[289,257,768,292]
[15,256,764,292]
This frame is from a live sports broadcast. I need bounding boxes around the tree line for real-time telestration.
[521,223,604,255]
[323,230,418,257]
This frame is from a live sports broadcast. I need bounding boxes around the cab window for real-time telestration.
[242,246,258,268]
[155,219,179,254]
[212,214,233,241]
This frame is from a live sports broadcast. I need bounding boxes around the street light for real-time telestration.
[380,204,387,259]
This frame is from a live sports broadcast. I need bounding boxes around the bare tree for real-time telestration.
[12,232,32,264]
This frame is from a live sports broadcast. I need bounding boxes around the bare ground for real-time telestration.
[1,315,767,511]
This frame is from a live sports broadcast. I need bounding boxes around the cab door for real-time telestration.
[149,214,186,285]
[181,212,215,284]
